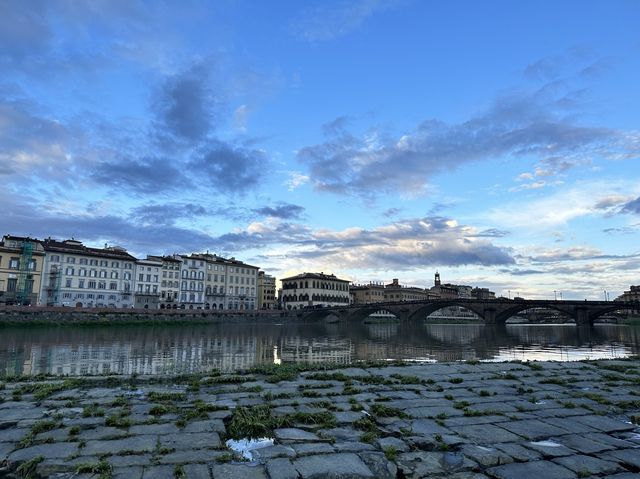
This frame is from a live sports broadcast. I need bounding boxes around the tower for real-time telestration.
[434,271,441,287]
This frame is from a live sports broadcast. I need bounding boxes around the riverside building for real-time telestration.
[134,257,162,309]
[280,272,350,310]
[258,271,277,310]
[0,235,45,306]
[39,238,136,308]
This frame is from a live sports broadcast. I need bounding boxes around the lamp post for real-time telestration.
[554,290,557,301]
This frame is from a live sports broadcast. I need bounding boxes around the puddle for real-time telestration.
[226,437,274,460]
[530,440,562,447]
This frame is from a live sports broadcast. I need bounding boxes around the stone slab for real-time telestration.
[294,452,374,478]
[211,463,268,479]
[487,460,576,479]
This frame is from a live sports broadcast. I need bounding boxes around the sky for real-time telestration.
[1,0,639,300]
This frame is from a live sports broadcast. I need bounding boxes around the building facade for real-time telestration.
[281,272,350,309]
[224,258,259,311]
[384,279,435,302]
[179,254,206,309]
[257,271,277,310]
[350,283,386,305]
[39,239,136,308]
[0,236,45,306]
[150,255,182,309]
[134,257,162,309]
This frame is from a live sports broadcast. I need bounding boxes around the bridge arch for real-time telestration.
[494,304,578,324]
[344,305,401,322]
[408,301,486,321]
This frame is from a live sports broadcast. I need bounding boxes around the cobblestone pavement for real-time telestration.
[0,359,639,478]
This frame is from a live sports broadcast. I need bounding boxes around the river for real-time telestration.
[0,321,638,376]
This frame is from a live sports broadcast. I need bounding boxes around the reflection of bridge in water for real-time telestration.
[296,299,636,325]
[0,321,638,376]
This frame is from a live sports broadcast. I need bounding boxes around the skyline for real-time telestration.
[1,0,639,299]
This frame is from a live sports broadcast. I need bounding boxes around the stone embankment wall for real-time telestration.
[0,306,293,325]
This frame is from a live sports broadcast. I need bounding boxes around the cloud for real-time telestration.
[622,196,640,214]
[284,171,310,191]
[190,141,267,194]
[206,215,515,269]
[253,203,305,220]
[153,63,215,142]
[91,157,187,194]
[292,0,398,42]
[297,82,624,198]
[130,202,208,225]
[382,207,401,217]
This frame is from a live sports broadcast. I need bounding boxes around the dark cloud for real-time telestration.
[0,190,214,256]
[622,197,640,214]
[253,203,305,220]
[91,157,187,194]
[191,141,267,194]
[130,203,208,225]
[297,83,620,197]
[382,208,401,218]
[154,63,215,142]
[499,268,546,276]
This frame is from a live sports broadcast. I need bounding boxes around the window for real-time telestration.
[27,259,36,270]
[65,267,74,275]
[87,293,94,299]
[125,263,132,269]
[111,271,118,279]
[90,259,98,266]
[153,275,158,282]
[98,281,106,289]
[7,278,17,292]
[90,269,97,277]
[124,282,130,292]
[153,285,158,293]
[124,272,131,280]
[63,292,72,298]
[110,282,117,290]
[99,270,107,278]
[9,258,19,269]
[78,280,85,289]
[88,280,96,289]
[146,274,151,282]
[97,294,104,299]
[145,285,150,293]
[100,260,108,267]
[67,257,75,264]
[51,255,60,262]
[79,269,87,277]
[109,294,116,300]
[79,258,88,265]
[112,261,119,268]
[65,279,72,287]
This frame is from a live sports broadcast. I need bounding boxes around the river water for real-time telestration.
[0,321,638,376]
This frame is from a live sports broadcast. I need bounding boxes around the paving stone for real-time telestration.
[141,465,175,479]
[457,424,523,443]
[79,426,128,440]
[109,454,153,467]
[408,418,451,436]
[603,474,640,479]
[114,466,144,479]
[157,449,225,464]
[292,442,334,455]
[182,464,211,479]
[494,443,542,462]
[129,423,180,435]
[555,434,615,454]
[332,441,376,452]
[540,417,597,434]
[553,454,623,475]
[274,428,320,442]
[183,419,226,433]
[523,440,576,458]
[359,451,398,479]
[497,420,570,440]
[252,444,297,459]
[377,436,409,452]
[160,431,221,450]
[588,433,638,449]
[335,411,365,423]
[396,451,477,476]
[8,442,78,462]
[572,415,637,433]
[0,442,15,458]
[211,463,268,479]
[317,427,361,442]
[462,444,513,467]
[294,452,374,478]
[487,460,577,479]
[0,428,28,443]
[82,435,157,456]
[603,448,640,470]
[266,458,299,479]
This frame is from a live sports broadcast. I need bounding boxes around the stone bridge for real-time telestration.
[291,299,634,326]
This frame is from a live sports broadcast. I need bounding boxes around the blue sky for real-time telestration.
[2,0,639,299]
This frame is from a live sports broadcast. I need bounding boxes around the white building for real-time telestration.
[134,257,162,309]
[40,239,136,308]
[258,271,277,310]
[179,254,206,309]
[280,272,350,310]
[149,255,182,309]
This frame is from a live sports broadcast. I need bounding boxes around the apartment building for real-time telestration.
[134,257,162,309]
[0,236,45,305]
[257,271,277,310]
[39,238,136,308]
[280,272,350,310]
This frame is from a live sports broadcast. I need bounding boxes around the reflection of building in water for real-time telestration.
[364,323,399,341]
[423,324,484,345]
[278,337,353,365]
[427,307,480,320]
[17,334,269,376]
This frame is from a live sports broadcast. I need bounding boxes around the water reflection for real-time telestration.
[0,321,638,376]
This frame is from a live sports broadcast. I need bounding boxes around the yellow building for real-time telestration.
[0,236,45,306]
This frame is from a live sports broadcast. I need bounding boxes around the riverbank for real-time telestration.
[1,359,639,478]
